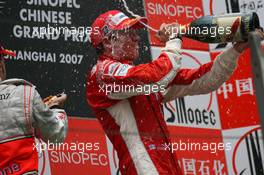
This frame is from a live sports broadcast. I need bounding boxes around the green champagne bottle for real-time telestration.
[181,12,260,43]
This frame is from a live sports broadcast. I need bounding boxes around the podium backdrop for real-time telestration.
[0,0,151,117]
[0,0,264,174]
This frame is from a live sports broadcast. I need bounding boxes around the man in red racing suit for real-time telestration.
[86,10,264,175]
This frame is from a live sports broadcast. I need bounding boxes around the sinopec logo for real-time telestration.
[146,1,203,19]
[164,52,220,129]
[232,127,264,175]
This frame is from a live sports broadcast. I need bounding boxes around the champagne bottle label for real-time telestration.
[215,16,243,42]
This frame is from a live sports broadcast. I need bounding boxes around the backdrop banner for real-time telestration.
[0,0,151,117]
[0,0,263,174]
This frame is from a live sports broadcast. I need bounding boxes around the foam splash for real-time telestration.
[121,0,159,33]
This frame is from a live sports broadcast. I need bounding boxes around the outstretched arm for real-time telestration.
[161,29,264,102]
[162,47,240,102]
[32,90,68,143]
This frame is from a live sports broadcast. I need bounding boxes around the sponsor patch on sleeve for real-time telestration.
[114,64,132,76]
[107,63,120,75]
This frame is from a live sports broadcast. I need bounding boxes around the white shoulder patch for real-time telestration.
[114,64,132,76]
[108,63,120,75]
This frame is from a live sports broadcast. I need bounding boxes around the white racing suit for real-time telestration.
[0,79,68,175]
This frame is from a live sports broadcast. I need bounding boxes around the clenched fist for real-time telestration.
[156,22,181,43]
[43,93,67,109]
[233,28,264,53]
